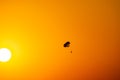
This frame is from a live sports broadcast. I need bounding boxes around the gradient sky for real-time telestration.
[0,0,120,80]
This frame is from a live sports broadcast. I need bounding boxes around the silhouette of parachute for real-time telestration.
[64,41,70,47]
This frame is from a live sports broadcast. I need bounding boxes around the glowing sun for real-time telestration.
[0,48,12,62]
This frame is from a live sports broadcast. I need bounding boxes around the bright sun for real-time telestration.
[0,48,12,62]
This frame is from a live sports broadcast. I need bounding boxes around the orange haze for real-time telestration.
[0,0,120,80]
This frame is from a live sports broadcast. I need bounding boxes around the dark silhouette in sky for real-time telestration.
[64,41,70,47]
[64,41,72,53]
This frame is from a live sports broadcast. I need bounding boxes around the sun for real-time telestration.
[0,48,12,62]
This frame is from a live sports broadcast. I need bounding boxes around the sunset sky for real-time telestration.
[0,0,120,80]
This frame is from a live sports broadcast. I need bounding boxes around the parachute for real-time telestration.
[63,41,72,53]
[64,41,70,47]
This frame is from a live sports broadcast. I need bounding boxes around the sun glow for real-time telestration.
[0,48,12,62]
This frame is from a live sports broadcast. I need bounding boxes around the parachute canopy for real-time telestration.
[64,41,70,47]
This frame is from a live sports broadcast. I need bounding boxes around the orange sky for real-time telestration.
[0,0,120,80]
